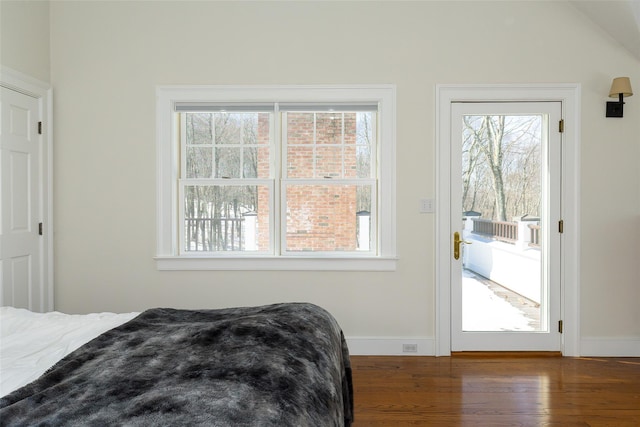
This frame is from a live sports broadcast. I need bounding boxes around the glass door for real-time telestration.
[450,102,562,351]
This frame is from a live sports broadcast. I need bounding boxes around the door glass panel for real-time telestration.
[460,114,545,332]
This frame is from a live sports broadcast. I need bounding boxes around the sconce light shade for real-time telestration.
[609,77,633,98]
[606,77,633,117]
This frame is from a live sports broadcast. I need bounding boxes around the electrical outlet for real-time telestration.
[419,198,434,213]
[402,343,418,353]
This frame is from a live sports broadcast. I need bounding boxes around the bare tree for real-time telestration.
[462,115,542,222]
[355,112,373,212]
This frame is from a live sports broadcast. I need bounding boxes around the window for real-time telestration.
[156,86,396,270]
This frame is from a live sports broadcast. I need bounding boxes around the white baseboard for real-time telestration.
[347,337,640,357]
[346,337,435,356]
[580,337,640,357]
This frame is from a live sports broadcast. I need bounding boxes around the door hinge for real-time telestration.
[559,119,564,133]
[38,122,42,135]
[558,220,564,233]
[39,222,43,236]
[558,320,563,334]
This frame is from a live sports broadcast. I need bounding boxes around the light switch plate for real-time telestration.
[419,198,434,213]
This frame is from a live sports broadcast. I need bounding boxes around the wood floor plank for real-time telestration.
[350,355,640,426]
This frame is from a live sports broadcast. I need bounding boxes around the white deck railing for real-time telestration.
[463,217,541,304]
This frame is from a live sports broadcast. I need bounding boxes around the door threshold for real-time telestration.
[451,351,562,358]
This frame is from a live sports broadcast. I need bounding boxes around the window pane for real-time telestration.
[243,147,258,178]
[285,184,372,252]
[356,145,370,178]
[256,146,270,179]
[186,147,212,178]
[316,145,342,178]
[316,113,343,145]
[287,113,314,145]
[215,147,241,178]
[215,113,242,144]
[356,112,374,178]
[255,113,270,145]
[285,111,372,179]
[186,113,213,145]
[287,146,313,178]
[242,114,258,145]
[184,185,270,252]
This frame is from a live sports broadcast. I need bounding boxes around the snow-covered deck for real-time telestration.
[463,269,540,332]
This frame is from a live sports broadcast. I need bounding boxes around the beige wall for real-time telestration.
[0,0,50,82]
[40,1,640,346]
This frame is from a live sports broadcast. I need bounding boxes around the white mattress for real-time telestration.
[0,306,138,398]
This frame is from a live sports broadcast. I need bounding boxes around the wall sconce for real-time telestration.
[606,77,633,117]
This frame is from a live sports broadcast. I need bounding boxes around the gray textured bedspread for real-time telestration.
[0,303,353,426]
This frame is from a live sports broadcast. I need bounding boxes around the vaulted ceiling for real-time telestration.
[570,0,640,61]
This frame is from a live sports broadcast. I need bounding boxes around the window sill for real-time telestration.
[154,255,398,271]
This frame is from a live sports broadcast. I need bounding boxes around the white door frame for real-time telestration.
[435,84,581,356]
[1,66,54,312]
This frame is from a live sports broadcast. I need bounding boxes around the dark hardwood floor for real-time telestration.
[350,355,640,426]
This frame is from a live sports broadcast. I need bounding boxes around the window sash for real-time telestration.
[178,179,274,255]
[180,112,273,180]
[281,179,377,256]
[282,111,377,180]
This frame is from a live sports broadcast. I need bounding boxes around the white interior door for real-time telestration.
[0,86,43,310]
[450,101,562,351]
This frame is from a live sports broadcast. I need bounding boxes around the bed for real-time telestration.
[0,302,353,426]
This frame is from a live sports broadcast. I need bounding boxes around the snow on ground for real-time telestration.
[462,271,534,332]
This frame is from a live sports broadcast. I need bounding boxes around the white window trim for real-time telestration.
[155,85,397,271]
